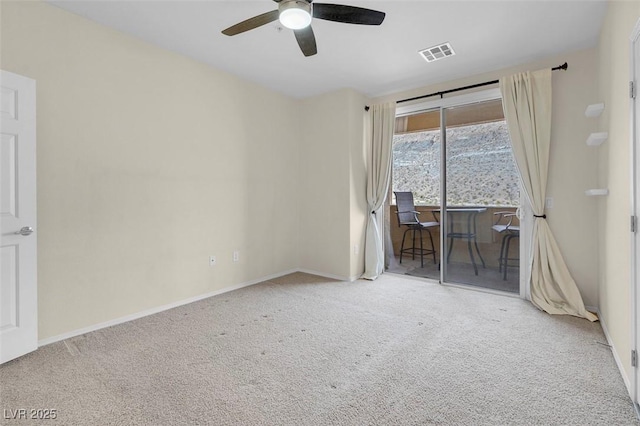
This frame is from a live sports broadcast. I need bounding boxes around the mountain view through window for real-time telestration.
[392,120,519,207]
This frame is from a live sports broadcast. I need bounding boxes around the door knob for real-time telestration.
[15,226,34,236]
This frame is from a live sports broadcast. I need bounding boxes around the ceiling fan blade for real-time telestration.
[294,26,317,57]
[312,4,385,25]
[222,10,279,36]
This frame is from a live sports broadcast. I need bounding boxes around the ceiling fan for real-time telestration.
[221,0,386,57]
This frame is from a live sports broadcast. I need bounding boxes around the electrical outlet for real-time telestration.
[545,197,554,209]
[233,250,239,262]
[209,256,216,267]
[354,244,359,255]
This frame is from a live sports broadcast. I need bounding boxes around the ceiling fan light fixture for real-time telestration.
[279,0,312,30]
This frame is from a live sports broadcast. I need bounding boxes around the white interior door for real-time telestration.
[632,19,640,407]
[1,70,37,364]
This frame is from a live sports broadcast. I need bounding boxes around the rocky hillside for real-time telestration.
[393,121,520,207]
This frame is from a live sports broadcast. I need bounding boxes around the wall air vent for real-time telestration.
[419,42,455,63]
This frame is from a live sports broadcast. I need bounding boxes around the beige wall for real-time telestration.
[374,48,601,307]
[597,0,640,387]
[1,1,302,340]
[299,89,368,280]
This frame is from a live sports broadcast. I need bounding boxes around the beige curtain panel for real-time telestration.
[363,102,396,280]
[500,69,597,322]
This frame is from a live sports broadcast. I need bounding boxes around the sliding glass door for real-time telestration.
[442,99,520,292]
[389,90,523,294]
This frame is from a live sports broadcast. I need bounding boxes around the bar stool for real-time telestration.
[492,211,520,280]
[393,192,439,267]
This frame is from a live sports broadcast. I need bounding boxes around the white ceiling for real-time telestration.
[48,0,608,99]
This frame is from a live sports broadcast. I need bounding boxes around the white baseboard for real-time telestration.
[594,307,632,395]
[296,268,356,282]
[37,268,299,348]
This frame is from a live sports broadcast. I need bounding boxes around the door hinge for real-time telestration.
[632,215,637,233]
[631,81,636,99]
[632,350,638,367]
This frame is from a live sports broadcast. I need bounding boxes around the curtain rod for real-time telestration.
[364,62,568,111]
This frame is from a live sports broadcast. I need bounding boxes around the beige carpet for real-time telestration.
[1,272,638,425]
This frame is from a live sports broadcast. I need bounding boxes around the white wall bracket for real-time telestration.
[585,189,609,196]
[586,132,609,146]
[585,103,605,117]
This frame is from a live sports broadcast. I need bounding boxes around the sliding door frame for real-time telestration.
[396,88,528,298]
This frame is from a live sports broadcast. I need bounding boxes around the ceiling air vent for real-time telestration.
[419,42,455,63]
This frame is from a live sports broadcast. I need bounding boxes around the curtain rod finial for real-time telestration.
[364,106,370,111]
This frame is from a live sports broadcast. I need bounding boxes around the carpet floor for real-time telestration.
[0,272,638,425]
